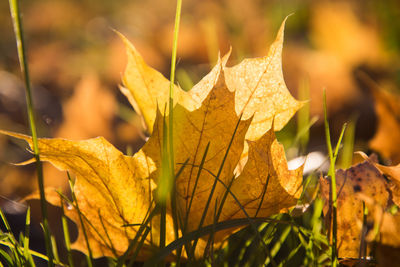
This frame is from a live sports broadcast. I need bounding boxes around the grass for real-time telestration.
[8,0,54,265]
[1,0,384,266]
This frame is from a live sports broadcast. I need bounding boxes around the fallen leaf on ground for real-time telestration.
[320,160,389,258]
[121,18,303,139]
[358,194,400,266]
[359,151,400,207]
[368,87,400,165]
[56,73,116,141]
[1,20,302,259]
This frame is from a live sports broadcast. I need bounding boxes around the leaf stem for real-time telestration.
[8,1,53,266]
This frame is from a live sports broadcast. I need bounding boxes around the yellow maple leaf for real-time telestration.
[119,32,198,134]
[121,19,303,139]
[0,130,174,258]
[223,19,304,140]
[1,20,303,259]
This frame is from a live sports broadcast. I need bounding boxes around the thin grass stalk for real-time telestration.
[0,207,24,265]
[180,143,210,260]
[167,0,183,256]
[159,109,169,257]
[127,226,152,267]
[117,202,157,266]
[50,235,59,263]
[0,248,14,266]
[340,116,357,168]
[211,175,277,266]
[60,202,74,267]
[23,208,35,267]
[170,158,189,266]
[143,217,296,267]
[297,78,310,154]
[0,240,67,267]
[254,174,270,218]
[203,174,236,258]
[7,1,54,265]
[191,115,243,255]
[323,90,342,267]
[67,174,93,267]
[98,210,118,257]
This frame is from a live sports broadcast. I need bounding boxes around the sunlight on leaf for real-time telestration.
[0,19,304,260]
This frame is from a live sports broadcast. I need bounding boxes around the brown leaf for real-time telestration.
[320,160,389,258]
[56,73,116,141]
[358,194,400,266]
[359,152,400,207]
[369,87,400,165]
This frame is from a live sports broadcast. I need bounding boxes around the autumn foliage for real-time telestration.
[2,1,400,265]
[1,20,305,259]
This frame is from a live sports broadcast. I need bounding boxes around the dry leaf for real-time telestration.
[1,20,303,259]
[143,61,251,233]
[224,19,303,140]
[225,128,303,220]
[120,33,198,133]
[56,73,116,141]
[121,19,302,139]
[359,152,400,207]
[369,87,400,165]
[358,194,400,266]
[320,160,389,258]
[0,130,177,258]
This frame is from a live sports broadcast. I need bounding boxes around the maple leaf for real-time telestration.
[1,20,303,259]
[319,160,389,258]
[143,61,252,233]
[223,19,304,141]
[224,128,303,220]
[121,19,303,139]
[119,33,198,133]
[0,130,173,258]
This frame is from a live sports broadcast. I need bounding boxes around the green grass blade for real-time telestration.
[184,142,210,233]
[210,174,277,266]
[0,248,13,266]
[50,235,59,264]
[255,174,270,218]
[339,116,357,168]
[191,115,243,255]
[116,202,158,266]
[7,0,53,265]
[67,173,93,267]
[297,78,311,154]
[0,239,67,266]
[323,89,348,267]
[60,201,74,267]
[127,226,152,267]
[143,217,286,267]
[0,209,12,234]
[159,106,169,259]
[23,207,35,267]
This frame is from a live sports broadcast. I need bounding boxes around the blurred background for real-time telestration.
[0,0,400,252]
